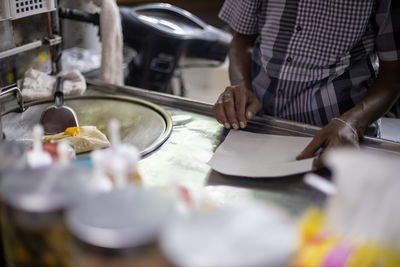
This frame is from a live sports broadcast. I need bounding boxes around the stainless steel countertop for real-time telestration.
[5,80,400,217]
[87,81,336,216]
[138,105,327,216]
[87,80,400,216]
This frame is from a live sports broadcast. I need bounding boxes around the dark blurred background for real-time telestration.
[117,0,225,28]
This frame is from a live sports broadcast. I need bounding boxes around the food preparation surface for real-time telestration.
[86,81,400,216]
[4,81,400,217]
[2,95,172,156]
[138,106,326,216]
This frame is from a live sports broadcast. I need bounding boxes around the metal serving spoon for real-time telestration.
[39,76,79,135]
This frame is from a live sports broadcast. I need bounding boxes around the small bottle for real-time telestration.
[26,125,52,168]
[91,118,141,187]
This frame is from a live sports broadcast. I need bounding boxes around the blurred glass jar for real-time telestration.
[0,141,25,267]
[66,185,175,267]
[160,202,299,267]
[0,141,25,176]
[0,164,92,267]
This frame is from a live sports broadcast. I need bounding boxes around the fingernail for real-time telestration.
[239,121,246,128]
[246,111,253,119]
[224,123,231,129]
[232,123,239,130]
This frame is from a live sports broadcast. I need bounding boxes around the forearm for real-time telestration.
[341,60,400,135]
[228,32,257,86]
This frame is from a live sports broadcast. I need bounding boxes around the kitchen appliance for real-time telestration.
[0,0,61,139]
[120,3,231,93]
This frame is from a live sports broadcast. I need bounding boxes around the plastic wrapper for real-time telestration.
[61,47,101,74]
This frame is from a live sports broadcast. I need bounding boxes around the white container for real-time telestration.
[161,202,299,267]
[8,0,56,20]
[66,185,175,266]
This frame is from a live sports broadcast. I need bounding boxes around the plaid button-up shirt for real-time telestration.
[219,0,400,127]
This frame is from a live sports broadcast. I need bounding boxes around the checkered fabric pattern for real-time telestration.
[219,0,400,127]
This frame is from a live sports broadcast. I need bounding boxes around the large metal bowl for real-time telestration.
[1,95,172,156]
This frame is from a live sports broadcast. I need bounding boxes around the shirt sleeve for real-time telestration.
[218,0,262,35]
[375,0,400,61]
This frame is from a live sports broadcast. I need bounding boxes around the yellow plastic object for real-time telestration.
[345,244,400,267]
[64,127,80,136]
[298,208,325,243]
[292,208,400,267]
[293,235,339,267]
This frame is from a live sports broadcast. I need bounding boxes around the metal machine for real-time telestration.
[120,3,231,93]
[0,0,61,140]
[59,3,232,94]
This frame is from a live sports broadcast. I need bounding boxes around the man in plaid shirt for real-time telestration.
[213,0,400,168]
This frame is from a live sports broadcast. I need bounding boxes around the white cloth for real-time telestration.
[19,68,86,102]
[92,0,124,85]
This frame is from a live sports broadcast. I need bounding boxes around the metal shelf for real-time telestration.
[0,35,62,60]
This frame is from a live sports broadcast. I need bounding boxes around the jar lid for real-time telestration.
[160,202,298,267]
[66,185,174,249]
[0,165,92,212]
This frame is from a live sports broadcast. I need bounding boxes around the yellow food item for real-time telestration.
[43,126,110,154]
[64,127,81,136]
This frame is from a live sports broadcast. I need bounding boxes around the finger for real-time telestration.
[213,95,230,129]
[296,135,325,160]
[223,90,239,129]
[245,95,262,120]
[234,89,247,128]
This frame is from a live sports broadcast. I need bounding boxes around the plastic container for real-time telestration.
[9,0,56,20]
[66,185,175,267]
[91,145,141,187]
[161,202,298,267]
[0,164,92,266]
[26,124,53,168]
[91,119,141,188]
[0,141,25,266]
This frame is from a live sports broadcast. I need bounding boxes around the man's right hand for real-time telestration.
[212,82,262,129]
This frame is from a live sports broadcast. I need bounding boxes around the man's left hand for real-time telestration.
[296,119,359,170]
